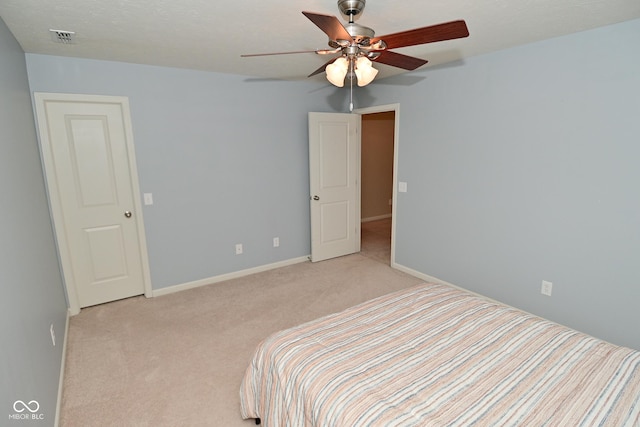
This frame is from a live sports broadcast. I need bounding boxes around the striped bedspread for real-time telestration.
[240,283,640,426]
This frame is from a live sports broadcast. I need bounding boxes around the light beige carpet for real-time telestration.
[59,219,423,426]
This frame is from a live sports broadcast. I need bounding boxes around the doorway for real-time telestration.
[356,104,399,266]
[308,104,399,265]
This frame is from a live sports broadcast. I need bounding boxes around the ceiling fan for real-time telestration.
[241,0,469,88]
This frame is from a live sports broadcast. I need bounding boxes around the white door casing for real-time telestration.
[309,112,360,262]
[34,93,151,314]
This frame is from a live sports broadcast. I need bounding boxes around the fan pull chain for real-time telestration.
[349,58,354,112]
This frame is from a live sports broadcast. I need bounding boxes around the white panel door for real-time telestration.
[35,93,150,310]
[309,112,360,262]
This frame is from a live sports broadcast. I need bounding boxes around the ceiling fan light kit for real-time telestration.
[325,53,378,87]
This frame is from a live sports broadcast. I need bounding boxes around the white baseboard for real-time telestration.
[361,214,392,223]
[152,256,310,297]
[391,262,502,305]
[54,309,71,427]
[392,263,456,288]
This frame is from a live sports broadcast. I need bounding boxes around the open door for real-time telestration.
[309,112,360,262]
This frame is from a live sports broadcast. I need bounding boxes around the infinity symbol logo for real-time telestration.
[13,400,40,413]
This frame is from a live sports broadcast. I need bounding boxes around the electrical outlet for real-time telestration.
[541,280,553,296]
[235,243,243,255]
[273,237,280,248]
[50,324,56,346]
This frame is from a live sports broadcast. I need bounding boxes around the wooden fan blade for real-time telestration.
[373,51,428,70]
[371,20,469,50]
[302,11,353,43]
[307,57,339,77]
[241,50,322,57]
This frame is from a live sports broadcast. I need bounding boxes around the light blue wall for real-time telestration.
[25,55,344,289]
[367,19,640,349]
[0,17,68,424]
[22,18,640,351]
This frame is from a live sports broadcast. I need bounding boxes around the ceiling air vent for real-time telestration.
[49,29,76,44]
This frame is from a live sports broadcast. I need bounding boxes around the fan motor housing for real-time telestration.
[328,22,375,48]
[346,23,374,44]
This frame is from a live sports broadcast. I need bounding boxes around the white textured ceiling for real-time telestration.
[1,0,639,82]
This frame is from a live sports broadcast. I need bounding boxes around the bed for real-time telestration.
[240,283,640,426]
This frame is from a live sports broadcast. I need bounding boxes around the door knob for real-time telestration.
[313,195,320,201]
[124,211,132,218]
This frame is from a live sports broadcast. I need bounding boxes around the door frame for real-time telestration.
[34,92,152,315]
[354,103,399,267]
